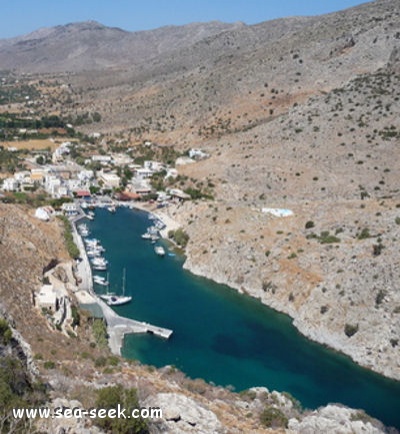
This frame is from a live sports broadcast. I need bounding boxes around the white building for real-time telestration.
[165,168,178,179]
[1,177,19,192]
[144,161,164,173]
[135,168,154,179]
[45,175,61,197]
[78,170,94,182]
[92,155,112,164]
[37,284,58,312]
[61,202,78,216]
[35,207,53,221]
[189,148,209,160]
[98,171,121,188]
[14,171,31,182]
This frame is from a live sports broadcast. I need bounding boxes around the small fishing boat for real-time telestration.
[154,245,166,257]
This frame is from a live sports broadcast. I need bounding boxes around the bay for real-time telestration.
[86,207,400,429]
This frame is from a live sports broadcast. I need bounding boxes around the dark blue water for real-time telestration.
[87,207,400,429]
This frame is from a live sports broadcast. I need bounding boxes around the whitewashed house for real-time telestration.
[37,284,58,312]
[61,202,78,216]
[1,177,19,192]
[98,171,120,189]
[189,148,209,160]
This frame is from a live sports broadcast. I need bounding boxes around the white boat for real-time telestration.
[106,268,132,306]
[78,223,90,237]
[93,275,109,286]
[93,264,107,271]
[98,274,115,300]
[154,246,166,257]
[87,248,103,258]
[141,232,152,240]
[91,257,108,270]
[108,205,116,213]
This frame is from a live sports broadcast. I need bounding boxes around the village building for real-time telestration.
[98,171,121,189]
[168,188,191,201]
[135,167,154,179]
[91,155,112,164]
[37,284,58,313]
[30,168,48,184]
[188,148,209,160]
[61,202,78,216]
[144,160,165,173]
[34,206,55,221]
[1,177,19,192]
[128,179,152,196]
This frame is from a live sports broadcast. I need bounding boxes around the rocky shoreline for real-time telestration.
[182,247,400,382]
[152,201,400,383]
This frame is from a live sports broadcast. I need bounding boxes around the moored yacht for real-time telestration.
[105,268,132,306]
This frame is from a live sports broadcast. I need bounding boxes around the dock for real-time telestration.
[97,297,173,355]
[70,212,173,355]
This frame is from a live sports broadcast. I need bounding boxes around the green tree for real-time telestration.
[94,385,148,434]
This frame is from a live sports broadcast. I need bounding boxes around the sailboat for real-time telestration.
[106,268,132,306]
[98,273,116,302]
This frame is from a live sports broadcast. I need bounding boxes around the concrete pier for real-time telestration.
[70,212,173,355]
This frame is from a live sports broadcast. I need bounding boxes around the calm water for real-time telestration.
[86,207,400,429]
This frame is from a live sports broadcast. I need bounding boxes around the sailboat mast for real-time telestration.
[122,268,126,296]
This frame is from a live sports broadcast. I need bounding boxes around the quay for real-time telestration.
[70,212,173,355]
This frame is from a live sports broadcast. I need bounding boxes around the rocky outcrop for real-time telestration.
[388,46,400,72]
[289,405,387,434]
[144,393,222,433]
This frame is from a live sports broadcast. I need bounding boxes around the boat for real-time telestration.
[106,268,132,306]
[98,274,115,301]
[87,248,103,257]
[92,263,107,271]
[85,211,95,220]
[108,205,116,213]
[141,232,152,240]
[78,223,90,237]
[93,275,109,286]
[91,257,108,271]
[154,245,166,257]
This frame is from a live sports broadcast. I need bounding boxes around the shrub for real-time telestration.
[0,318,12,345]
[318,231,341,244]
[260,407,288,428]
[357,228,371,240]
[94,385,148,433]
[344,323,359,337]
[43,361,55,369]
[168,228,189,248]
[305,220,315,229]
[373,243,384,256]
[375,290,387,306]
[57,216,80,259]
[92,319,108,348]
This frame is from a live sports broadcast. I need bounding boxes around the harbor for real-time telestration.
[71,205,173,355]
[78,206,400,429]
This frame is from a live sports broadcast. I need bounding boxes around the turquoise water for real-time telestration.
[87,207,400,429]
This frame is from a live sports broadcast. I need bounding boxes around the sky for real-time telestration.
[2,0,372,39]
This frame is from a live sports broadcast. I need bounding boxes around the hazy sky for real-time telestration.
[3,0,372,39]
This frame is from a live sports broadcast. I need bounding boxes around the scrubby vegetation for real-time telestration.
[57,215,80,259]
[94,385,148,434]
[168,228,190,248]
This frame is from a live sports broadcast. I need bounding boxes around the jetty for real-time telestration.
[96,298,173,355]
[70,211,173,355]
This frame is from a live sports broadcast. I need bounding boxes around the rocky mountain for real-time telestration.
[0,20,244,73]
